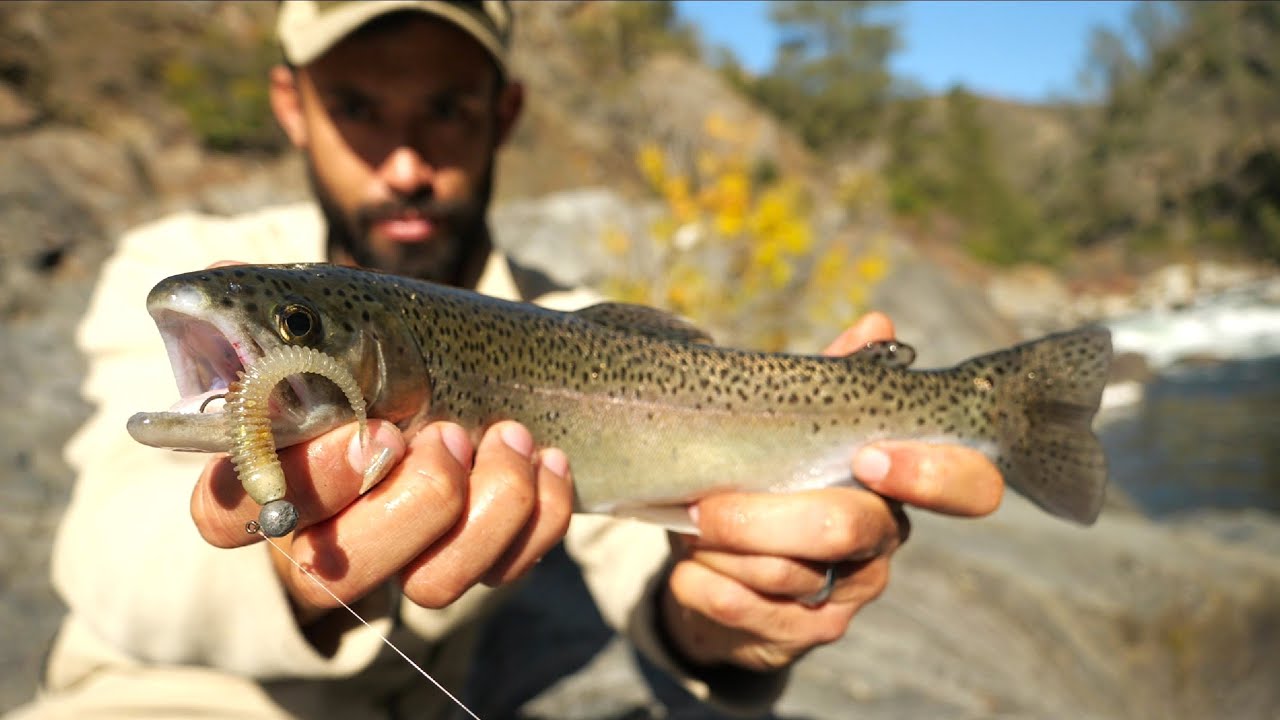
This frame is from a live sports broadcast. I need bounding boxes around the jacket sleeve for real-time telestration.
[564,516,790,716]
[50,209,394,683]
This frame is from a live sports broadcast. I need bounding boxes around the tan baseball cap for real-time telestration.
[276,1,512,74]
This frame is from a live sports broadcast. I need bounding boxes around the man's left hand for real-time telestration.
[659,312,1005,671]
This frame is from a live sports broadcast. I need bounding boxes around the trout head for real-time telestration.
[127,264,428,452]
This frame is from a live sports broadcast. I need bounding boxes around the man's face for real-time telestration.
[272,15,521,282]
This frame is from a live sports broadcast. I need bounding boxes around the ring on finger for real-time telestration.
[798,563,838,608]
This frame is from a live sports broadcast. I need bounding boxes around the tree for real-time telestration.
[1066,1,1280,259]
[739,1,899,149]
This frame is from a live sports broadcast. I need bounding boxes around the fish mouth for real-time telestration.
[128,307,360,453]
[151,310,305,423]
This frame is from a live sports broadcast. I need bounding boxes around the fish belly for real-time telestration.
[510,390,866,513]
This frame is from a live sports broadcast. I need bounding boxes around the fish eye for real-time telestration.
[276,304,320,342]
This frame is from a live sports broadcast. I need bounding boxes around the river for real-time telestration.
[1098,279,1280,518]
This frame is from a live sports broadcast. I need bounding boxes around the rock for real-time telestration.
[874,240,1022,368]
[773,500,1280,720]
[627,55,816,185]
[0,130,118,319]
[0,83,38,132]
[493,187,659,291]
[0,125,144,713]
[1073,290,1139,322]
[985,263,1076,337]
[1136,263,1198,310]
[1108,351,1154,384]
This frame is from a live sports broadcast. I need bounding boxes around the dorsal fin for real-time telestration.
[574,302,714,345]
[846,339,917,368]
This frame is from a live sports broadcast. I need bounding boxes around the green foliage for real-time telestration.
[162,22,283,153]
[724,1,898,150]
[941,89,1064,265]
[875,0,1280,266]
[883,89,1066,266]
[1061,1,1280,260]
[570,0,700,77]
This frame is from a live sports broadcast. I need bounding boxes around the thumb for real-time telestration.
[192,419,405,548]
[822,311,896,356]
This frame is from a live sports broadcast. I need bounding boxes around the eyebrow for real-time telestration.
[312,78,492,103]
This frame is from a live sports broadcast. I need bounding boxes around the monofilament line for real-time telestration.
[255,528,482,720]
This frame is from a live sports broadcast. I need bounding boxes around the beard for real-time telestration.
[308,155,495,285]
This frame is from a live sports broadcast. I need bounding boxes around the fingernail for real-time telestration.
[348,423,404,492]
[539,447,569,479]
[853,446,892,484]
[437,423,473,466]
[687,504,700,528]
[498,422,534,458]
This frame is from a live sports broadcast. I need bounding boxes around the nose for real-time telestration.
[378,146,434,197]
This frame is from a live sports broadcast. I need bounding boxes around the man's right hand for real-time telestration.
[190,419,573,628]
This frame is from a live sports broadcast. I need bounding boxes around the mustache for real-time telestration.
[357,194,477,226]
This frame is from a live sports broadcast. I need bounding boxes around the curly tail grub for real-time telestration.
[225,345,367,537]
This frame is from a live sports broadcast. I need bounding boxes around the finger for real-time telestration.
[685,548,893,607]
[206,260,247,269]
[481,447,574,586]
[191,419,406,548]
[665,558,857,669]
[854,441,1005,517]
[683,549,830,598]
[822,311,896,356]
[280,422,472,609]
[400,422,542,608]
[689,488,904,562]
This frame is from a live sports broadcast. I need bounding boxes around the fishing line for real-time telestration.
[249,522,483,720]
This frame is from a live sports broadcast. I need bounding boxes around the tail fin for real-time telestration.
[964,326,1112,525]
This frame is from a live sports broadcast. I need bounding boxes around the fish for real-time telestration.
[128,263,1112,529]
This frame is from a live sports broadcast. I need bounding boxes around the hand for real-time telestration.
[191,419,574,630]
[659,312,1005,672]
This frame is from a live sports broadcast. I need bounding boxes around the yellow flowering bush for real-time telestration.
[605,114,890,351]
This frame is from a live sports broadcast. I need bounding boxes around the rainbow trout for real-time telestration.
[128,263,1111,534]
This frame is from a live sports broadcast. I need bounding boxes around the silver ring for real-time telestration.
[799,564,838,608]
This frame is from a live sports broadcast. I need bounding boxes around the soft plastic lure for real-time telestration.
[225,345,368,537]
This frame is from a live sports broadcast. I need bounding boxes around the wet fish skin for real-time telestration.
[129,263,1112,526]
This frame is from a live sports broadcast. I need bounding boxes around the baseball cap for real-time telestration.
[276,1,512,75]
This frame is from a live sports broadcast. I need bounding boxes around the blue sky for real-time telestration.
[675,1,1139,103]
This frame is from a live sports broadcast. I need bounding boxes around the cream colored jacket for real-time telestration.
[20,203,785,720]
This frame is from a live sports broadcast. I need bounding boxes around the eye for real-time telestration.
[328,90,378,124]
[429,96,462,122]
[276,304,320,343]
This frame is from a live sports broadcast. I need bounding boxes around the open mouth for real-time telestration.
[154,311,302,419]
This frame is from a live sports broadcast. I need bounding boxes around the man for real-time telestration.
[10,2,1003,718]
